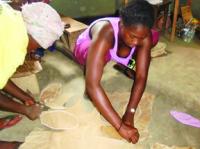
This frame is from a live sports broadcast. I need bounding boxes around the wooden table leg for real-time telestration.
[124,0,128,5]
[170,0,179,42]
[162,0,171,33]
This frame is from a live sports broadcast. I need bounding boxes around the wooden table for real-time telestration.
[170,0,180,42]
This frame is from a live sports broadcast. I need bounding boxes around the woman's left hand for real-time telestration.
[122,111,135,127]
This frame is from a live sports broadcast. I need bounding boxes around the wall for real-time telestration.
[179,0,200,18]
[191,0,200,18]
[50,0,124,18]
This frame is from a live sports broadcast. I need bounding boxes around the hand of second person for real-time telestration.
[118,122,139,144]
[25,90,36,106]
[24,98,35,106]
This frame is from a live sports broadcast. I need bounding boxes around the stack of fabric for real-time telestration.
[151,42,167,58]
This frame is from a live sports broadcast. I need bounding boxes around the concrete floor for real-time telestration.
[0,35,200,149]
[145,35,200,148]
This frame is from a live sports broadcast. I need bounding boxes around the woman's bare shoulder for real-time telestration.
[90,20,114,40]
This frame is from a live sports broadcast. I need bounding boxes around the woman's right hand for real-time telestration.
[118,122,139,144]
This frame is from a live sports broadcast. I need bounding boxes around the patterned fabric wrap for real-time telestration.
[21,2,64,49]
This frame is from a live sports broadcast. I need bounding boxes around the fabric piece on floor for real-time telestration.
[170,110,200,128]
[151,143,196,149]
[40,110,78,130]
[19,92,154,149]
[11,74,40,95]
[19,127,133,149]
[12,60,42,78]
[100,126,122,140]
[151,42,167,58]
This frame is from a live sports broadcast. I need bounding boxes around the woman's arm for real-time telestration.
[85,24,122,130]
[123,36,152,126]
[85,22,140,143]
[3,80,35,105]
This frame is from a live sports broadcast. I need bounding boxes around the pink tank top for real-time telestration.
[74,17,159,67]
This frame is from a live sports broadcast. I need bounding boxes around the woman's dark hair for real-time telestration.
[119,0,155,28]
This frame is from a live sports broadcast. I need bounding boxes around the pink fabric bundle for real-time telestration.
[151,29,159,46]
[170,110,200,128]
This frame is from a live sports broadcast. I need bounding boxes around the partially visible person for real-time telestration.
[73,0,158,143]
[0,115,22,130]
[9,0,57,61]
[0,141,22,149]
[0,2,64,128]
[9,0,51,10]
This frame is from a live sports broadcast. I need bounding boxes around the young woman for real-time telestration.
[73,0,159,143]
